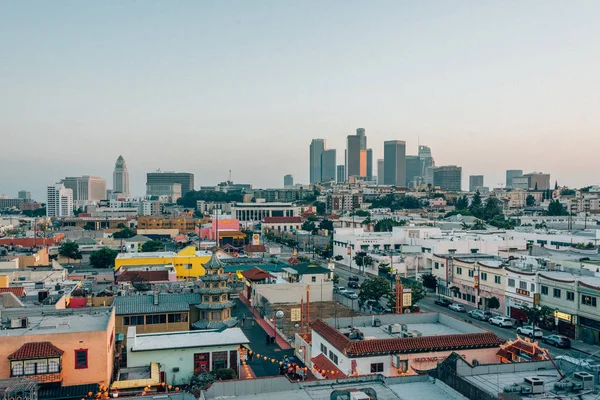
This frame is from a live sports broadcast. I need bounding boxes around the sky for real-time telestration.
[1,1,599,200]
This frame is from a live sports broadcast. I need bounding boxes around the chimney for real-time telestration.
[153,286,159,305]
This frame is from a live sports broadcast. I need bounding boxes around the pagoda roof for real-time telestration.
[202,253,225,270]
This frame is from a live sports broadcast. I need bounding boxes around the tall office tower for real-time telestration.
[425,166,435,186]
[284,174,294,188]
[433,166,462,192]
[309,139,326,184]
[146,171,195,196]
[18,190,31,201]
[346,128,367,180]
[61,176,107,203]
[336,165,346,183]
[46,183,73,217]
[506,169,523,188]
[418,145,435,175]
[321,149,337,182]
[366,148,374,181]
[113,155,130,197]
[383,140,406,186]
[469,175,484,192]
[405,156,422,188]
[523,172,551,190]
[377,159,385,185]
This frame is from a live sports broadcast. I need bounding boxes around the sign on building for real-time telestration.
[290,308,302,322]
[402,289,412,308]
[252,234,260,245]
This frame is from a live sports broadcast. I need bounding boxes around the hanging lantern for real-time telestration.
[264,356,268,360]
[279,361,283,365]
[175,387,180,392]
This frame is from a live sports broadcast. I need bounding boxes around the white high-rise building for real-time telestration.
[61,175,106,205]
[46,184,73,217]
[113,155,130,197]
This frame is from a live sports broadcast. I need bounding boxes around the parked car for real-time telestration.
[333,286,341,293]
[435,298,453,307]
[345,291,359,300]
[488,316,514,328]
[349,275,360,282]
[337,288,351,295]
[516,325,544,338]
[543,335,571,348]
[468,310,493,321]
[347,281,360,289]
[448,303,466,312]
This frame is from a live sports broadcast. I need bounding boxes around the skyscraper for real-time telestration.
[113,155,130,197]
[418,145,435,176]
[61,176,107,203]
[336,165,345,183]
[146,171,195,196]
[346,128,367,180]
[284,174,294,188]
[405,156,422,188]
[383,140,406,186]
[366,149,373,181]
[506,169,523,188]
[433,166,462,191]
[523,172,551,190]
[321,149,337,182]
[469,175,484,192]
[18,190,31,201]
[309,139,326,184]
[46,183,73,217]
[377,159,385,185]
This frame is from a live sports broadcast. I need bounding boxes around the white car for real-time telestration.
[448,303,466,312]
[337,288,351,295]
[345,291,359,300]
[488,316,514,328]
[516,325,543,338]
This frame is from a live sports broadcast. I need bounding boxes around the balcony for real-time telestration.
[29,370,63,384]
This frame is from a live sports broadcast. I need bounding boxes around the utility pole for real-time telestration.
[395,273,403,314]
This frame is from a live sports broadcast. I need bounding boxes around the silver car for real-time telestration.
[488,316,514,327]
[448,303,466,312]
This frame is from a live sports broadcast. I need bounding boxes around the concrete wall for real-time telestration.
[254,281,333,304]
[204,376,294,398]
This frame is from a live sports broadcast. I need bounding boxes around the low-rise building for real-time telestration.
[137,216,203,234]
[115,246,211,279]
[261,216,303,234]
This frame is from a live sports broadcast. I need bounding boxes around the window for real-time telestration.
[184,264,192,269]
[124,315,144,326]
[210,311,222,320]
[566,291,575,301]
[36,360,48,374]
[168,313,182,323]
[468,270,474,277]
[370,363,384,373]
[212,296,220,302]
[329,350,338,365]
[146,314,166,324]
[320,343,328,354]
[508,279,515,287]
[48,358,60,373]
[582,295,597,307]
[553,288,561,298]
[481,272,487,281]
[11,361,23,376]
[541,286,548,295]
[75,349,88,369]
[519,281,527,290]
[456,267,462,275]
[212,351,227,371]
[203,296,210,302]
[311,276,316,283]
[24,361,36,375]
[494,276,501,284]
[434,262,439,270]
[531,283,535,292]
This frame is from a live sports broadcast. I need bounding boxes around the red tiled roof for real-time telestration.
[241,267,275,281]
[311,319,503,357]
[0,287,25,297]
[116,270,169,283]
[262,216,303,224]
[311,354,347,378]
[9,342,64,360]
[299,333,312,344]
[511,340,535,354]
[244,244,266,253]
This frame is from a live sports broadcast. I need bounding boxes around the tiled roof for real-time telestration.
[195,300,236,310]
[262,216,303,224]
[241,267,275,280]
[511,340,535,354]
[244,244,267,253]
[311,319,503,357]
[203,253,225,270]
[9,342,64,360]
[311,354,347,378]
[0,287,25,297]
[113,293,201,315]
[116,270,169,283]
[39,383,99,400]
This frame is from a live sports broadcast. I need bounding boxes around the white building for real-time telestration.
[113,155,130,197]
[126,327,249,385]
[61,175,107,205]
[261,216,303,234]
[46,183,73,217]
[139,200,162,216]
[232,202,302,222]
[146,183,182,202]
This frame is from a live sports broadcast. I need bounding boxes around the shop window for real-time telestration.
[75,349,88,369]
[370,363,384,373]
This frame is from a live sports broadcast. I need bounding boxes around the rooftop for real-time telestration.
[288,262,331,275]
[1,307,113,336]
[262,216,304,223]
[112,293,202,315]
[129,327,249,351]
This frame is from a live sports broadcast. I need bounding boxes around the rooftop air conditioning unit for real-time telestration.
[573,372,595,390]
[388,324,403,334]
[10,317,28,329]
[407,330,422,337]
[524,377,545,394]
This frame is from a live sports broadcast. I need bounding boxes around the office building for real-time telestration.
[377,159,385,185]
[523,172,551,190]
[46,183,73,217]
[17,190,30,201]
[505,169,523,188]
[284,174,294,188]
[232,202,301,222]
[366,148,373,181]
[146,183,182,202]
[113,155,130,197]
[146,171,194,195]
[469,175,484,192]
[336,165,345,183]
[346,128,367,180]
[512,176,530,190]
[405,155,422,188]
[321,149,336,182]
[433,166,462,192]
[61,175,106,203]
[309,139,325,184]
[383,140,406,186]
[418,145,435,175]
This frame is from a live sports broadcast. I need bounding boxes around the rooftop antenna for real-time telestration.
[228,169,232,183]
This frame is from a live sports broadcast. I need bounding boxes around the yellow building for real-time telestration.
[114,246,212,279]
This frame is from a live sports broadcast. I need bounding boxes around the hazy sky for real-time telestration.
[2,1,599,200]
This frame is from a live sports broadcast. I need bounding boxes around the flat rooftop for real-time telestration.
[116,250,212,259]
[130,327,249,352]
[339,323,464,340]
[2,307,112,336]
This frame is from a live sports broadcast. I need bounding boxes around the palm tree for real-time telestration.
[461,221,471,230]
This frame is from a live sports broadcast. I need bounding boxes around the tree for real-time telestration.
[469,191,483,218]
[90,248,119,269]
[358,276,391,303]
[547,199,568,216]
[319,219,334,232]
[83,222,95,231]
[386,281,426,309]
[113,227,135,239]
[353,251,373,270]
[472,219,486,230]
[332,274,340,285]
[117,223,127,229]
[307,215,319,222]
[22,208,46,217]
[456,196,469,211]
[483,197,503,221]
[315,201,326,216]
[520,305,553,326]
[58,241,82,262]
[487,296,500,310]
[461,221,471,230]
[526,195,536,207]
[352,210,370,217]
[301,221,315,232]
[421,273,437,291]
[141,240,165,252]
[374,218,404,232]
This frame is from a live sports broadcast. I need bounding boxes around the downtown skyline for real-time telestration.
[2,1,600,199]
